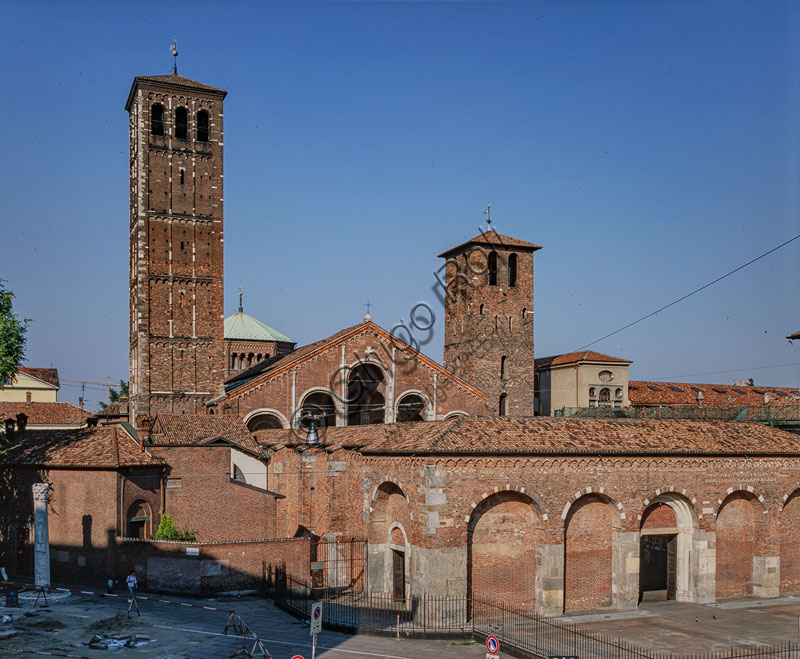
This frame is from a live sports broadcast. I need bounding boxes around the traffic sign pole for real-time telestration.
[310,601,323,659]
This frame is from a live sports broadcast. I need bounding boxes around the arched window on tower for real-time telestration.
[175,107,188,139]
[498,393,507,417]
[151,104,165,136]
[487,251,498,286]
[508,253,518,287]
[197,110,209,142]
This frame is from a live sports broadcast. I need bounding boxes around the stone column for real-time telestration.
[535,543,564,617]
[753,555,780,598]
[32,483,51,590]
[612,531,640,611]
[695,530,716,603]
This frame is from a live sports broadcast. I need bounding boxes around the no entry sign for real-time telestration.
[310,601,323,636]
[486,635,499,655]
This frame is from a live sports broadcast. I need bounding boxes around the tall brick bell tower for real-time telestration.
[439,223,542,417]
[126,71,227,428]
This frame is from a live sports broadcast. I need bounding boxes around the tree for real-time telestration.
[99,380,129,410]
[0,282,30,385]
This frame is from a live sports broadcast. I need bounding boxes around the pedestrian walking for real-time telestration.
[126,570,137,599]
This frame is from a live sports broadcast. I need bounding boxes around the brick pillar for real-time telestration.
[535,543,564,616]
[612,531,640,611]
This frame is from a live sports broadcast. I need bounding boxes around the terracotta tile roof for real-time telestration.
[125,73,227,110]
[224,322,486,400]
[0,426,161,468]
[255,416,799,456]
[0,402,93,426]
[98,400,129,417]
[535,351,632,368]
[18,367,59,388]
[629,381,800,407]
[438,230,543,258]
[148,414,259,454]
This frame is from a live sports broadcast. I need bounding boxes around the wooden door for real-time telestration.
[666,534,677,600]
[392,549,405,602]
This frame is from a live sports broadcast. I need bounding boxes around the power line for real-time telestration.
[650,361,800,382]
[575,233,800,351]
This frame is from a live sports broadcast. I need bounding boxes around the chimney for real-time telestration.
[4,418,15,441]
[79,396,84,409]
[15,413,27,436]
[696,390,704,408]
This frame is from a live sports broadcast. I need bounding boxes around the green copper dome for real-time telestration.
[224,311,294,343]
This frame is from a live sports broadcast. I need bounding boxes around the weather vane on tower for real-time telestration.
[483,203,492,232]
[170,39,179,74]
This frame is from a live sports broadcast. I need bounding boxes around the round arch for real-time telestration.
[126,500,153,539]
[467,489,542,611]
[716,489,763,599]
[370,481,412,601]
[243,408,290,431]
[443,411,469,421]
[780,488,800,593]
[346,361,388,426]
[395,390,433,422]
[297,387,341,429]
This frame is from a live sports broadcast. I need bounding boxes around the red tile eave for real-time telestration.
[437,232,543,258]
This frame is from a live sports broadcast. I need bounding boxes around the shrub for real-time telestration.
[152,515,198,542]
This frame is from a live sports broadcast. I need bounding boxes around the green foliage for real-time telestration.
[0,282,30,385]
[99,380,129,410]
[151,514,198,542]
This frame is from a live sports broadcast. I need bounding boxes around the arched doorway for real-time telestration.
[467,491,540,610]
[126,501,153,539]
[564,494,615,612]
[716,491,759,598]
[369,482,412,600]
[347,363,385,425]
[638,495,698,604]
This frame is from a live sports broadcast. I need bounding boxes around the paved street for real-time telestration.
[3,591,800,657]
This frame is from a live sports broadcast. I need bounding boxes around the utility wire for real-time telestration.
[575,233,800,351]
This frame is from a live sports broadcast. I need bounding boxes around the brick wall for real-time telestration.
[150,445,277,542]
[781,493,800,592]
[641,503,677,530]
[442,245,536,417]
[716,492,757,598]
[128,77,226,427]
[228,326,487,427]
[564,494,613,611]
[468,490,539,609]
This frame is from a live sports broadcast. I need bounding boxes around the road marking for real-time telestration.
[154,625,435,659]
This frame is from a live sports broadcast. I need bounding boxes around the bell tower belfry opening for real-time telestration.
[438,222,542,417]
[126,72,227,427]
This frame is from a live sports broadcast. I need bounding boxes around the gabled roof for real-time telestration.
[255,416,800,456]
[629,381,800,407]
[125,73,227,110]
[147,414,260,454]
[223,321,487,400]
[17,368,59,388]
[438,230,542,258]
[0,402,93,426]
[224,311,294,343]
[535,351,632,369]
[0,426,161,469]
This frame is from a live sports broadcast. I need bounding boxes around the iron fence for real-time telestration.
[274,584,800,657]
[556,405,800,426]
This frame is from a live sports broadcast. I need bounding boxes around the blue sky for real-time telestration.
[1,1,798,409]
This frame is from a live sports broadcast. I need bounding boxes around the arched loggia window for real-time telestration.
[197,110,209,142]
[175,107,188,139]
[488,251,498,286]
[508,253,518,287]
[151,104,165,136]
